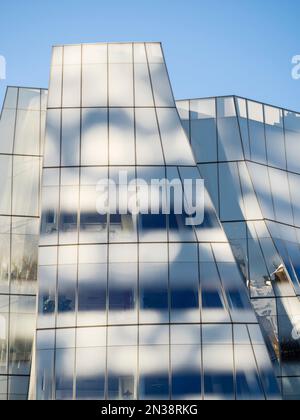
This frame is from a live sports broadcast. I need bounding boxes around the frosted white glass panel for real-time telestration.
[0,109,15,154]
[135,108,164,165]
[44,109,61,167]
[82,44,107,64]
[48,66,62,108]
[109,43,132,63]
[52,46,63,66]
[133,44,147,63]
[171,346,202,400]
[108,263,137,325]
[107,346,137,400]
[146,43,164,64]
[285,129,300,174]
[247,162,275,220]
[18,88,40,111]
[63,65,81,108]
[4,87,18,109]
[269,167,293,225]
[289,173,300,226]
[82,64,107,107]
[59,186,79,245]
[81,109,108,166]
[109,108,135,165]
[109,64,134,107]
[76,347,106,400]
[14,110,40,155]
[139,346,169,400]
[264,106,285,169]
[238,162,263,220]
[157,108,194,165]
[12,156,40,216]
[64,45,81,65]
[134,64,154,107]
[203,344,234,400]
[61,109,80,167]
[149,63,174,107]
[0,156,12,215]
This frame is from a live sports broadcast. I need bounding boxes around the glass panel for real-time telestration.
[57,264,77,328]
[109,64,134,107]
[247,162,275,220]
[77,263,107,326]
[109,108,135,165]
[48,64,62,109]
[0,217,10,293]
[217,97,244,161]
[38,265,56,329]
[219,163,245,221]
[44,109,61,167]
[171,345,201,400]
[59,186,79,245]
[284,110,300,174]
[63,62,81,108]
[82,64,107,107]
[61,109,80,167]
[107,346,137,400]
[264,105,286,169]
[81,108,108,166]
[0,155,12,214]
[157,108,195,166]
[190,99,217,163]
[12,156,40,216]
[248,100,267,164]
[139,346,169,400]
[269,167,293,225]
[134,62,154,107]
[9,296,35,375]
[200,262,230,323]
[135,108,164,165]
[55,348,75,400]
[148,63,174,107]
[76,347,106,400]
[0,109,16,154]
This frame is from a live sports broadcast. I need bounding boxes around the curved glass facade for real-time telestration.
[0,87,47,399]
[177,97,300,400]
[33,43,279,401]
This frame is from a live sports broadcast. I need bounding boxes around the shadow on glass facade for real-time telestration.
[32,43,280,401]
[177,96,300,400]
[0,86,47,399]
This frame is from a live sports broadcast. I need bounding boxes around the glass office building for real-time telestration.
[0,87,47,399]
[177,97,300,400]
[1,42,298,400]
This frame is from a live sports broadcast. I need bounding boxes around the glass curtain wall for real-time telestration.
[0,86,47,400]
[34,43,279,401]
[177,96,300,400]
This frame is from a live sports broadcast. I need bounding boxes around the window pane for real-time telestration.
[77,264,107,326]
[0,109,16,154]
[76,347,106,400]
[12,156,40,216]
[109,109,135,165]
[82,64,107,107]
[14,110,40,155]
[139,346,169,400]
[107,346,137,400]
[61,109,80,167]
[135,108,164,165]
[0,155,12,214]
[44,109,61,167]
[109,64,134,107]
[134,63,154,107]
[148,63,174,107]
[81,108,108,166]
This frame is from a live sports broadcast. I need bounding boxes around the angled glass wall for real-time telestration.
[177,96,300,400]
[0,87,47,400]
[33,43,279,401]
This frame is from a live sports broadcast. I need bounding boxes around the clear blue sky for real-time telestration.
[1,0,300,111]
